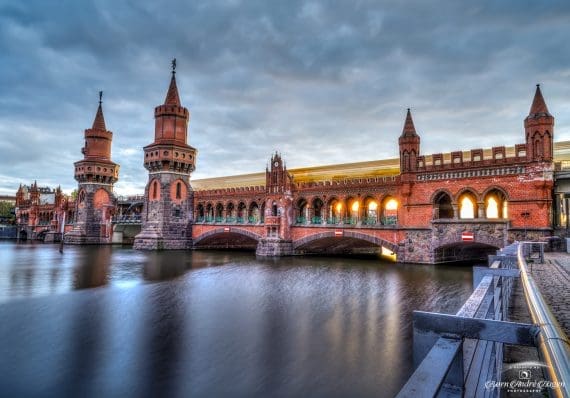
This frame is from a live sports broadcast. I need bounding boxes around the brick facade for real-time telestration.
[188,85,555,263]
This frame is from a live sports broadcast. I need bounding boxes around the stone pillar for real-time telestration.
[452,204,459,219]
[477,202,485,219]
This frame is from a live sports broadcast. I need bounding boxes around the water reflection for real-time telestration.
[143,251,194,282]
[0,242,473,397]
[73,245,112,289]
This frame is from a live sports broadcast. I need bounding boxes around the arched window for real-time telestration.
[196,204,205,221]
[534,139,542,159]
[434,192,453,219]
[350,199,359,221]
[458,192,477,219]
[237,202,247,222]
[328,198,343,223]
[382,196,398,225]
[215,203,223,220]
[312,198,324,224]
[296,198,308,223]
[249,202,260,223]
[364,197,378,225]
[176,182,181,199]
[403,152,410,171]
[484,189,508,219]
[152,181,158,200]
[272,202,278,217]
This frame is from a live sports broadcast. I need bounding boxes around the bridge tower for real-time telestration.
[133,59,197,250]
[398,108,420,216]
[399,108,420,178]
[256,153,294,256]
[65,92,120,244]
[525,84,554,162]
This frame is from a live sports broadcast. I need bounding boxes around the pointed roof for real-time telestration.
[91,91,107,131]
[401,108,418,138]
[92,102,107,131]
[528,84,551,118]
[164,73,181,106]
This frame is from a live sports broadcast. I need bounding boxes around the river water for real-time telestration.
[0,241,473,397]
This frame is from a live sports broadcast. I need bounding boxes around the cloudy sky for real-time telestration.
[1,1,569,196]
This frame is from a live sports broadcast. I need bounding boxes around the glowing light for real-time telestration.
[368,201,378,211]
[335,203,342,212]
[385,199,398,210]
[381,246,397,262]
[503,201,508,218]
[351,201,359,212]
[460,196,475,219]
[486,197,499,218]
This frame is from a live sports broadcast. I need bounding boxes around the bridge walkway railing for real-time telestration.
[397,241,570,397]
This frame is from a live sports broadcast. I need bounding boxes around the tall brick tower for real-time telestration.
[525,84,554,161]
[256,153,294,256]
[133,59,196,250]
[65,92,120,244]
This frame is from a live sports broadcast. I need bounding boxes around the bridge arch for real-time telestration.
[193,227,263,246]
[434,241,499,264]
[293,230,399,253]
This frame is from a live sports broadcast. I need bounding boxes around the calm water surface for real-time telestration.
[0,241,473,397]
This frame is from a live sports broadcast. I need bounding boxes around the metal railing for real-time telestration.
[518,242,570,398]
[112,215,142,224]
[398,244,523,397]
[397,242,570,397]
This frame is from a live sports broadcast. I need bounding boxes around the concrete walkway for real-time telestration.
[531,252,570,336]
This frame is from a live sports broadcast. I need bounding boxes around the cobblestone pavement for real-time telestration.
[531,252,570,337]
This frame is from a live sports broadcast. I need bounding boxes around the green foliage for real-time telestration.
[0,201,15,223]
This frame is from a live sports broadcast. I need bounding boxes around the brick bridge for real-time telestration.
[57,65,555,264]
[183,85,553,263]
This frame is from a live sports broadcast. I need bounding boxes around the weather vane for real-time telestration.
[171,58,177,74]
[99,91,103,104]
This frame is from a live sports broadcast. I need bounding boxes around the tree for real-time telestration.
[0,201,15,224]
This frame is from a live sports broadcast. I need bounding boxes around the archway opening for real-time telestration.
[249,202,260,223]
[364,197,378,225]
[434,192,453,219]
[296,198,308,224]
[382,197,398,225]
[312,198,324,224]
[484,189,508,219]
[434,242,499,264]
[458,192,477,219]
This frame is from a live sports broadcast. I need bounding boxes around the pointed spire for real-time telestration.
[528,84,551,117]
[164,58,181,106]
[92,91,107,131]
[401,108,418,137]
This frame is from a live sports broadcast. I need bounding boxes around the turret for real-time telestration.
[134,59,196,250]
[65,92,119,245]
[525,84,554,162]
[74,92,119,184]
[398,108,420,173]
[143,58,196,174]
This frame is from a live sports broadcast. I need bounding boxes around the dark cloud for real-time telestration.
[1,0,570,195]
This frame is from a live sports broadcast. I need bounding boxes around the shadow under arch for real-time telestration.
[193,227,262,250]
[293,230,399,255]
[433,242,499,264]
